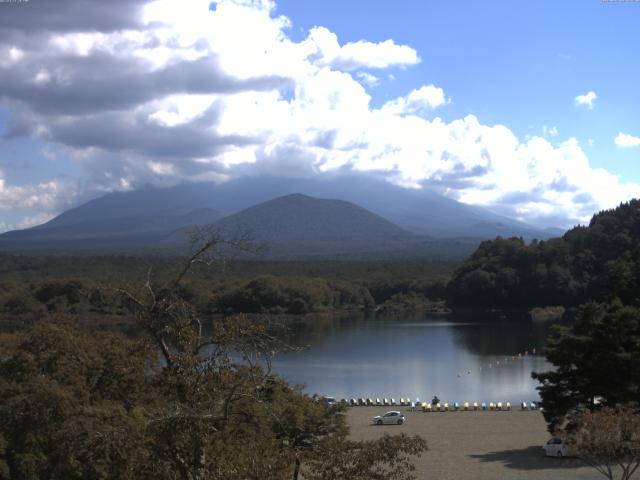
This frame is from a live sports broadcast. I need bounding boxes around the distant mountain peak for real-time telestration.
[0,176,564,258]
[276,193,313,200]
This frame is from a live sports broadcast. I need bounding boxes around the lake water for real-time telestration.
[271,311,554,405]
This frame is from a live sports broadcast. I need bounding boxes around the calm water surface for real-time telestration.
[271,312,554,404]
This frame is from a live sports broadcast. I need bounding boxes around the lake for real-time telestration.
[271,311,554,404]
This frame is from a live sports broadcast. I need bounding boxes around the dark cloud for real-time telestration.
[491,206,578,230]
[573,192,594,205]
[46,106,256,159]
[497,190,542,205]
[422,163,490,191]
[486,189,600,229]
[550,176,577,192]
[0,53,289,116]
[573,195,599,220]
[424,177,480,191]
[0,0,149,34]
[313,130,338,149]
[1,103,33,138]
[0,1,290,171]
[241,144,319,178]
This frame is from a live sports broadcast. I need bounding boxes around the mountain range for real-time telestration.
[0,176,564,259]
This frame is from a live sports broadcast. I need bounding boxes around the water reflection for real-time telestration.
[271,312,554,404]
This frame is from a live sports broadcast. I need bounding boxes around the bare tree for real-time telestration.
[118,229,285,480]
[569,406,640,480]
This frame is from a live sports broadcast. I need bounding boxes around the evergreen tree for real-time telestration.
[533,302,640,432]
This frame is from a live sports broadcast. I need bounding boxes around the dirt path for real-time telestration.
[347,407,600,480]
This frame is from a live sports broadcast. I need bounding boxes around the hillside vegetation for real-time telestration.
[447,199,640,308]
[0,244,428,480]
[0,255,454,322]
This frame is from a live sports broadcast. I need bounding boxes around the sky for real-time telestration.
[0,0,639,232]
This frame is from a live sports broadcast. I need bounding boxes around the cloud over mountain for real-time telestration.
[0,0,638,232]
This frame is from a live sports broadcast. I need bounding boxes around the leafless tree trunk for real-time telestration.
[117,230,287,480]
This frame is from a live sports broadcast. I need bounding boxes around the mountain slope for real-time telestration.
[196,193,416,256]
[164,193,477,259]
[26,176,559,238]
[0,208,222,249]
[0,175,561,256]
[38,186,218,230]
[216,193,410,241]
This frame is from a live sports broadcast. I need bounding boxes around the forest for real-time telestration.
[0,254,453,325]
[0,240,428,479]
[447,199,640,308]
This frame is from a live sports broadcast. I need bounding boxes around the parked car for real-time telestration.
[543,437,573,457]
[321,396,336,406]
[372,411,405,425]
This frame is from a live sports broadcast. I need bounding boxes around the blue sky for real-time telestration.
[0,0,639,231]
[276,0,640,180]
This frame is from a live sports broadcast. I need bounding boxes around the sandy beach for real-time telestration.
[346,407,601,480]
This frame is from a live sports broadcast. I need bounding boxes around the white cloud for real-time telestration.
[0,168,76,215]
[615,132,640,148]
[381,85,448,115]
[0,212,56,233]
[33,69,51,85]
[217,74,638,225]
[307,26,419,71]
[356,71,379,87]
[574,90,597,109]
[147,94,218,127]
[0,0,638,231]
[0,46,25,68]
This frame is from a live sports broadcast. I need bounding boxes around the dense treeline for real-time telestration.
[447,199,640,307]
[0,255,453,321]
[0,254,455,285]
[214,275,375,314]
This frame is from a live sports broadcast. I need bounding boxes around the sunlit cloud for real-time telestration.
[615,132,640,148]
[381,85,448,115]
[356,71,380,88]
[574,90,597,109]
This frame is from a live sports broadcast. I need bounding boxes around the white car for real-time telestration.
[543,437,573,458]
[321,396,336,406]
[373,411,405,425]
